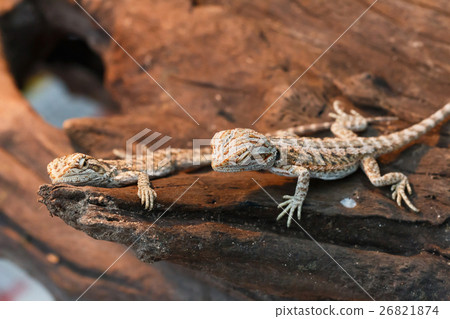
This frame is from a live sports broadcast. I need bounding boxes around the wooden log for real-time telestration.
[38,177,449,300]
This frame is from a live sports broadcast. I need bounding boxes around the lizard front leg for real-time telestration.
[137,171,157,210]
[360,155,419,212]
[272,166,310,228]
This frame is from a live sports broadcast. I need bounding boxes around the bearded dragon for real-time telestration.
[48,148,212,210]
[211,102,450,227]
[47,104,394,212]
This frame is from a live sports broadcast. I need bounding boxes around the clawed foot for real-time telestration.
[329,101,368,131]
[277,195,304,228]
[391,178,419,212]
[138,186,157,210]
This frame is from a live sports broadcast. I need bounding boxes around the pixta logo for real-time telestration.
[126,129,172,174]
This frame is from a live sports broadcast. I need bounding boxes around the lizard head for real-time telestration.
[47,153,112,186]
[211,128,277,172]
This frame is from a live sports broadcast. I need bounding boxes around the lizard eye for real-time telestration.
[79,158,89,169]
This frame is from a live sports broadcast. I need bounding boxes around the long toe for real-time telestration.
[148,198,153,210]
[144,192,149,209]
[401,193,419,212]
[286,216,292,228]
[149,190,156,210]
[286,207,295,228]
[406,181,412,195]
[396,192,403,206]
[150,196,155,210]
[277,210,287,221]
[278,198,293,208]
[297,206,302,221]
[278,202,289,209]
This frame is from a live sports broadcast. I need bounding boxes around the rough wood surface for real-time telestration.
[2,0,449,300]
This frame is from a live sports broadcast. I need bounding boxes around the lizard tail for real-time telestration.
[371,102,450,156]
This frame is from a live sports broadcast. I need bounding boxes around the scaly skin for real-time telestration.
[48,148,212,210]
[211,101,450,227]
[47,106,396,212]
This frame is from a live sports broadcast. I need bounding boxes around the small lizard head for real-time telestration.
[47,153,111,185]
[211,128,277,172]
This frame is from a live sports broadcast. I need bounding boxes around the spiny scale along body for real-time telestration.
[211,102,450,227]
[48,109,395,211]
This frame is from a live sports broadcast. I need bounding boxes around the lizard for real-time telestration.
[48,148,212,210]
[47,104,395,211]
[211,101,450,227]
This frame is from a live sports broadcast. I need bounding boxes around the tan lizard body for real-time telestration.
[48,148,211,210]
[211,102,450,227]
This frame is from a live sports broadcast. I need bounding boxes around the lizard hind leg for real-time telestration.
[329,100,397,139]
[329,100,368,138]
[267,100,395,138]
[360,155,419,212]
